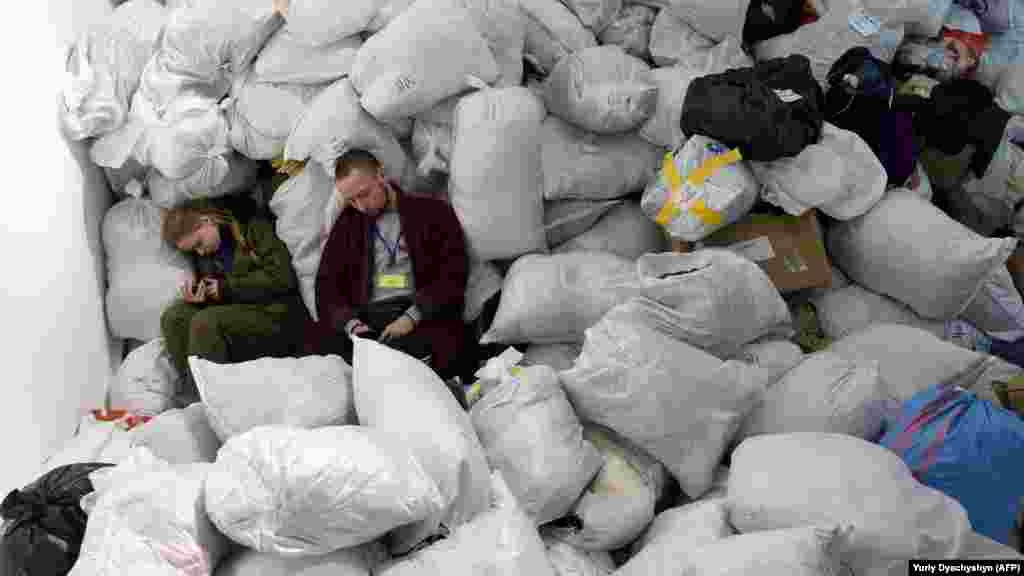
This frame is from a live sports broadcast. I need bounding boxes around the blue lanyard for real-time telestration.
[372,222,401,267]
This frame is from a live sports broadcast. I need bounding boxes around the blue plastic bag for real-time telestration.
[879,383,1024,546]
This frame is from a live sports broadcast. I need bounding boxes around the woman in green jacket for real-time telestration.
[159,196,307,398]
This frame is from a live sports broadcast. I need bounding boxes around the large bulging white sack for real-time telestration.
[157,0,283,100]
[599,5,655,59]
[544,424,670,551]
[543,536,616,576]
[470,365,603,525]
[70,448,231,576]
[962,266,1024,341]
[378,472,556,576]
[279,0,389,47]
[728,433,972,575]
[543,45,657,134]
[253,28,361,85]
[136,94,231,181]
[616,500,734,576]
[553,200,669,259]
[828,190,1018,320]
[541,116,661,201]
[731,337,805,378]
[751,123,888,220]
[130,403,222,465]
[227,77,326,160]
[350,0,500,123]
[352,338,492,553]
[215,546,376,576]
[269,162,339,321]
[103,198,195,341]
[561,314,767,498]
[189,354,355,442]
[825,323,996,404]
[522,342,584,371]
[520,0,598,73]
[734,351,890,445]
[285,77,408,178]
[464,258,504,322]
[205,425,445,555]
[483,251,638,344]
[61,0,167,141]
[648,9,714,67]
[753,0,904,86]
[545,200,624,247]
[147,153,262,209]
[111,337,181,418]
[447,0,527,89]
[642,135,760,241]
[639,66,701,149]
[811,283,945,342]
[561,0,623,33]
[449,87,548,261]
[657,0,750,41]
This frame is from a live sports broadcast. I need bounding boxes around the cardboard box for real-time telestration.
[680,210,833,293]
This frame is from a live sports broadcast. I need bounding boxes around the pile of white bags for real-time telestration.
[130,403,222,465]
[615,500,734,576]
[599,5,656,59]
[275,0,394,47]
[732,337,806,380]
[560,310,768,499]
[553,200,669,259]
[226,76,326,160]
[215,546,378,576]
[189,354,356,442]
[204,425,446,555]
[654,0,749,42]
[70,448,231,576]
[540,116,661,201]
[470,365,603,524]
[829,190,1018,320]
[543,45,657,134]
[268,161,339,321]
[561,0,622,33]
[378,472,556,576]
[252,28,361,85]
[352,337,492,553]
[642,135,760,241]
[751,123,888,220]
[103,198,194,341]
[811,282,945,342]
[449,87,548,262]
[544,425,670,551]
[728,433,972,575]
[648,9,714,67]
[61,0,168,141]
[110,338,181,417]
[962,267,1024,341]
[522,342,584,371]
[542,535,616,576]
[545,200,624,247]
[520,0,597,74]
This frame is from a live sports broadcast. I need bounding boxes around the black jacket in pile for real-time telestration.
[680,54,825,162]
[743,0,805,46]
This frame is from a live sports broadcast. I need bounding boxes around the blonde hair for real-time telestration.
[162,206,258,261]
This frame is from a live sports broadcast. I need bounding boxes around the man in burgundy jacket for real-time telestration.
[303,149,474,389]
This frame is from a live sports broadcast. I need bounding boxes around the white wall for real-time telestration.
[0,0,121,493]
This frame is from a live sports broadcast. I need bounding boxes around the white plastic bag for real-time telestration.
[656,0,750,41]
[204,425,445,555]
[227,76,326,160]
[189,354,355,442]
[543,424,670,551]
[268,162,339,321]
[616,500,733,576]
[349,0,500,123]
[599,5,655,59]
[543,536,616,576]
[828,190,1017,320]
[540,116,661,201]
[560,313,767,498]
[253,28,361,85]
[464,258,504,322]
[553,200,669,259]
[40,414,138,476]
[728,433,971,575]
[962,266,1024,341]
[449,87,548,261]
[278,0,386,46]
[470,365,604,525]
[561,0,622,33]
[811,283,945,342]
[731,338,805,378]
[147,153,261,210]
[70,448,231,576]
[130,403,221,465]
[214,546,377,576]
[521,342,584,371]
[545,200,624,247]
[543,45,657,134]
[111,338,181,418]
[520,0,597,73]
[642,136,759,241]
[751,123,887,220]
[61,0,168,141]
[639,66,702,149]
[411,120,454,176]
[734,352,890,445]
[648,9,714,67]
[103,198,195,341]
[285,77,409,178]
[377,472,556,576]
[352,337,492,554]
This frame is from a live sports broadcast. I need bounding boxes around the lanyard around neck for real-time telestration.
[372,221,401,266]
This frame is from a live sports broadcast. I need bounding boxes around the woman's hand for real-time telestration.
[380,315,415,342]
[203,278,223,303]
[180,278,207,304]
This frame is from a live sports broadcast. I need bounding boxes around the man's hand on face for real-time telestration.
[380,315,415,342]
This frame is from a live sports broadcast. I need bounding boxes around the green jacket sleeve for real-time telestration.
[224,218,298,304]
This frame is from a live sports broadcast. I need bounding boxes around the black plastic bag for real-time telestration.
[1,463,113,576]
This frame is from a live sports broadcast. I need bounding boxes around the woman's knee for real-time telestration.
[188,308,224,343]
[161,303,193,335]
